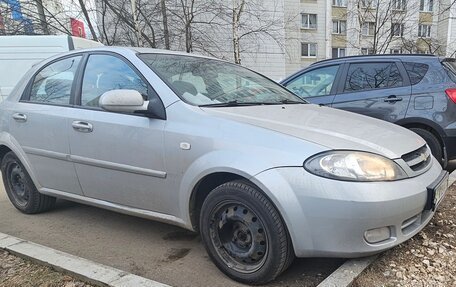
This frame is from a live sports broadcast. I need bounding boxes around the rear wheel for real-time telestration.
[409,128,445,168]
[1,152,56,214]
[199,180,294,285]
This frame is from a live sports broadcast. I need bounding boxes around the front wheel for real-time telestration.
[199,180,294,285]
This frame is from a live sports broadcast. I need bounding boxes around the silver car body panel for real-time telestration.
[0,47,444,257]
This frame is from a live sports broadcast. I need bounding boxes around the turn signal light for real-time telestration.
[445,88,456,103]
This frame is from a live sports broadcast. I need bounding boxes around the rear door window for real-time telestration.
[29,56,82,105]
[344,62,404,92]
[403,62,429,85]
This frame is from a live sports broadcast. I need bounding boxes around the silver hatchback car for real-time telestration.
[0,47,449,284]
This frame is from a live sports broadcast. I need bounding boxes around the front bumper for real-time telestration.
[252,157,445,258]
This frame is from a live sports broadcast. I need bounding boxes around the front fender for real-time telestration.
[177,149,291,229]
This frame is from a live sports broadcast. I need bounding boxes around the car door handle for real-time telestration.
[12,113,27,122]
[384,96,403,103]
[72,121,93,133]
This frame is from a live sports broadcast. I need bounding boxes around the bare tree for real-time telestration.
[220,0,287,64]
[161,0,170,49]
[77,0,98,41]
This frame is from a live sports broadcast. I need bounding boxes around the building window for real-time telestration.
[302,43,317,57]
[418,24,431,38]
[332,0,347,7]
[332,48,346,58]
[302,13,317,29]
[361,0,377,8]
[390,48,402,54]
[362,22,375,36]
[332,20,347,34]
[392,0,406,10]
[391,23,404,37]
[420,0,433,11]
[361,48,374,55]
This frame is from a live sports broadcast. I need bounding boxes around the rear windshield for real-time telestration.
[442,59,456,83]
[403,62,429,85]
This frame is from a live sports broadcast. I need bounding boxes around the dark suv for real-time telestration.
[281,55,456,168]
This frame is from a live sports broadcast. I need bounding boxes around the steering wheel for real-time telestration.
[294,87,311,98]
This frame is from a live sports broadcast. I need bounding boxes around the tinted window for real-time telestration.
[30,56,81,104]
[442,60,456,83]
[344,62,403,92]
[403,62,429,85]
[81,54,148,107]
[285,65,339,98]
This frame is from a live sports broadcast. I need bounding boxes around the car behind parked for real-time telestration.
[0,48,449,285]
[280,55,456,168]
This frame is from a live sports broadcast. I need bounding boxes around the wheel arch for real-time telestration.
[396,118,445,147]
[0,145,12,166]
[189,171,247,231]
[0,133,40,188]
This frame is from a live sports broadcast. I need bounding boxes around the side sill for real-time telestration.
[39,188,189,230]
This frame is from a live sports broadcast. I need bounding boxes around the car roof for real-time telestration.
[311,54,438,66]
[58,46,219,61]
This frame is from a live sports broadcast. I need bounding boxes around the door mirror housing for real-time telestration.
[99,90,148,113]
[99,89,166,120]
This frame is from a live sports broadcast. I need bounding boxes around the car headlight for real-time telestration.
[304,151,407,182]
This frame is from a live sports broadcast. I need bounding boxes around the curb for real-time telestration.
[316,255,377,287]
[0,232,171,287]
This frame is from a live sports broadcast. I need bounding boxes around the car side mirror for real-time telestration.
[99,89,166,120]
[99,89,148,113]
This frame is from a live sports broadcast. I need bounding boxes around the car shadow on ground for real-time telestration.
[39,198,345,286]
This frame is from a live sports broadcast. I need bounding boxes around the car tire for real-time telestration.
[409,128,445,167]
[1,152,56,214]
[199,180,294,285]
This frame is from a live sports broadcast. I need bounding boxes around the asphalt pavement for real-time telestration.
[0,176,343,287]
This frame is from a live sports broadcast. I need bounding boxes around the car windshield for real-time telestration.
[139,53,305,106]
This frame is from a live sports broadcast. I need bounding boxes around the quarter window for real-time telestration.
[81,54,148,107]
[285,65,340,98]
[29,56,82,105]
[403,62,429,85]
[344,62,404,92]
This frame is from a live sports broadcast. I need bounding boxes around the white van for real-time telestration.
[0,35,103,101]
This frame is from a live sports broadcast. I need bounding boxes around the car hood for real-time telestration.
[201,104,425,159]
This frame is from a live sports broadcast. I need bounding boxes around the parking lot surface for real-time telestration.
[0,178,343,287]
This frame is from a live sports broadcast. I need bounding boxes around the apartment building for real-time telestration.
[283,0,456,75]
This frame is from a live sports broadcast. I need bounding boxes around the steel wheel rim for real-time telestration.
[209,201,268,274]
[7,162,29,206]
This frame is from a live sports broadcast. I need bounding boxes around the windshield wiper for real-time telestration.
[199,99,306,107]
[199,101,271,107]
[280,99,307,104]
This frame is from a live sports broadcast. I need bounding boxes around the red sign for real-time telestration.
[70,18,86,38]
